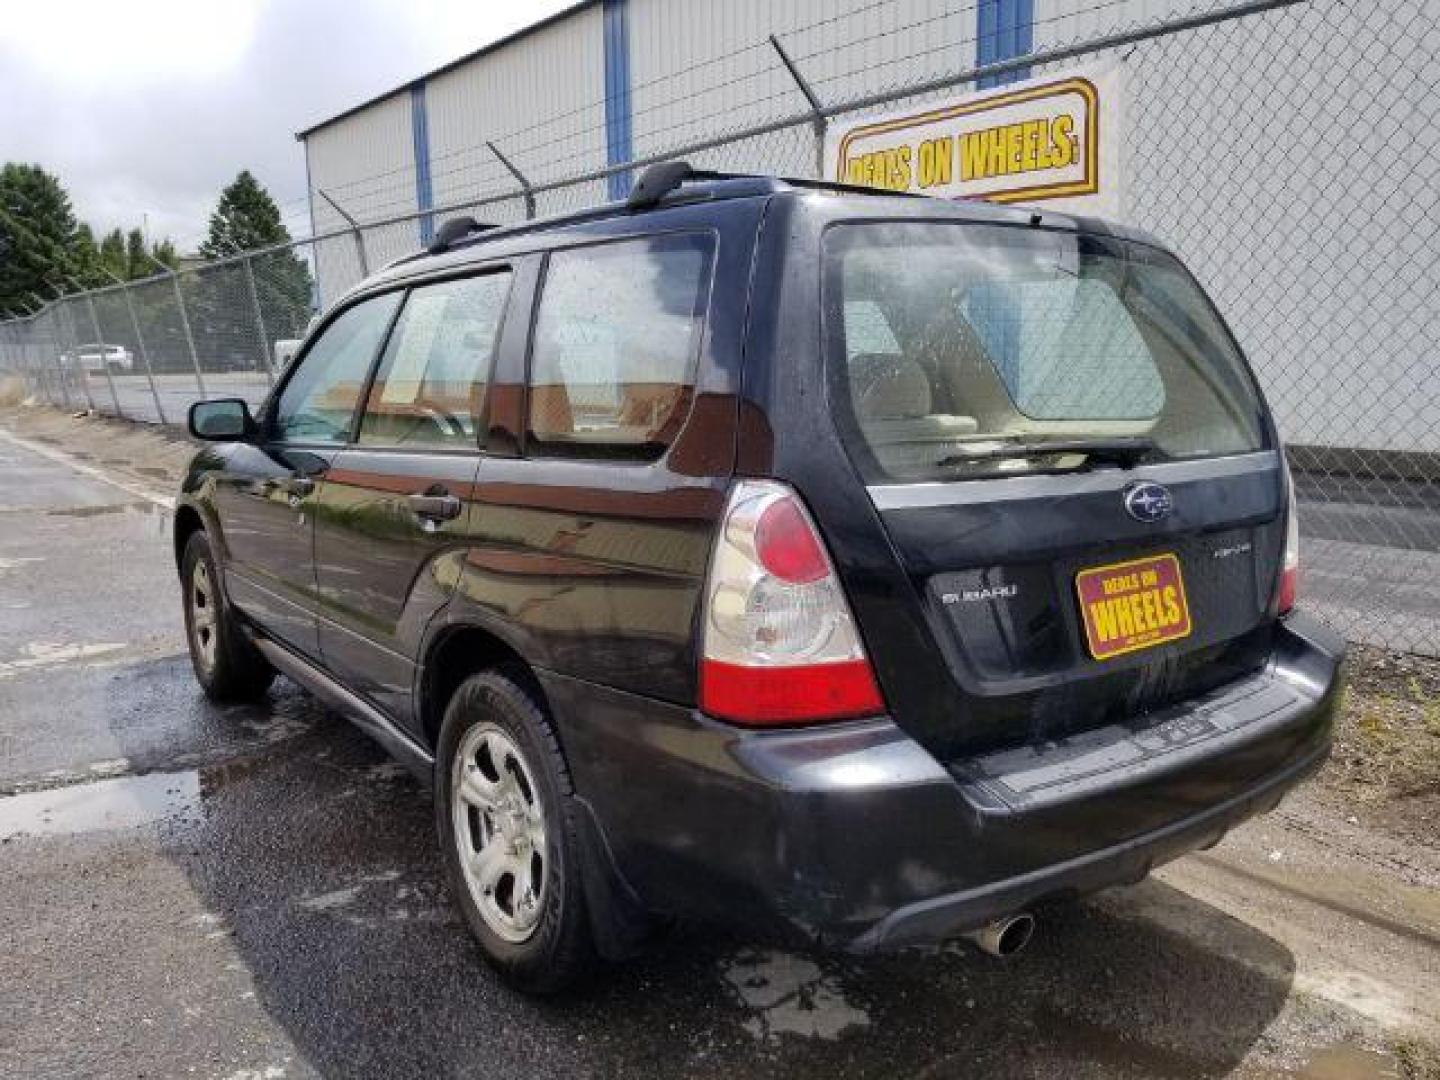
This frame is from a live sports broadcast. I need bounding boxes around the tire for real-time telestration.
[436,670,595,994]
[181,530,275,702]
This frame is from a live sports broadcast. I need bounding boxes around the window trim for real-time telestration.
[350,263,516,455]
[519,228,719,463]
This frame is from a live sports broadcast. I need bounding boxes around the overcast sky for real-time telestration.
[0,0,572,252]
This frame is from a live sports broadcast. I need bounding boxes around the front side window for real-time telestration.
[358,271,511,448]
[272,292,401,443]
[824,222,1268,481]
[527,233,715,459]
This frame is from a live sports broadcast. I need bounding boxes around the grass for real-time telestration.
[1319,646,1440,844]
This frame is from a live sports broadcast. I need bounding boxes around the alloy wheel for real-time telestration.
[451,723,548,943]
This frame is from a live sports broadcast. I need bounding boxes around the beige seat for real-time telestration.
[848,353,978,470]
[850,353,933,420]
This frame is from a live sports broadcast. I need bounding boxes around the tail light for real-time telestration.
[1276,458,1300,615]
[699,480,885,725]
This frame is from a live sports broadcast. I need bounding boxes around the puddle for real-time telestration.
[0,770,200,840]
[45,501,157,518]
[1296,1043,1403,1079]
[0,641,127,677]
[719,949,870,1042]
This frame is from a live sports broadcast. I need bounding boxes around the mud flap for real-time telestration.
[574,795,654,960]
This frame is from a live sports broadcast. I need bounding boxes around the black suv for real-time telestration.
[177,164,1343,992]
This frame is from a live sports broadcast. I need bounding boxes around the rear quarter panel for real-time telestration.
[437,198,767,706]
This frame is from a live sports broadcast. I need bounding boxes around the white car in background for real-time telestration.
[272,317,319,376]
[272,338,303,374]
[65,344,135,374]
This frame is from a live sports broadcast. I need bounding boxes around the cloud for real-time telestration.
[0,0,573,250]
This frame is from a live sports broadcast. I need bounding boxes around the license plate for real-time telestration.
[1075,553,1192,660]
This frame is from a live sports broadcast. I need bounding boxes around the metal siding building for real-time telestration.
[425,7,609,219]
[304,92,414,296]
[295,0,1440,453]
[297,0,1018,291]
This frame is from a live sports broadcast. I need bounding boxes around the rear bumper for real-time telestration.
[539,611,1344,951]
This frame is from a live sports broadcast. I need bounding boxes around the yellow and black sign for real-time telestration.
[1075,553,1192,660]
[827,71,1109,206]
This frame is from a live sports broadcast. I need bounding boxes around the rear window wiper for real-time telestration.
[936,436,1158,469]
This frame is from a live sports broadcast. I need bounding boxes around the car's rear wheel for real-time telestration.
[181,530,274,701]
[436,670,594,994]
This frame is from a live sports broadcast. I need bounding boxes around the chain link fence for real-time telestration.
[1,0,1436,655]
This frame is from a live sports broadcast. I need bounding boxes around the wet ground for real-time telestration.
[0,428,1437,1079]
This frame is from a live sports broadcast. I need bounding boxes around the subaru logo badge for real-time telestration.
[1124,482,1173,523]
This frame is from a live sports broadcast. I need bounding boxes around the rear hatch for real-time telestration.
[821,221,1286,757]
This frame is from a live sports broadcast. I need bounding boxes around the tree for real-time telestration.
[124,228,176,279]
[199,170,291,259]
[125,228,149,279]
[72,223,104,288]
[194,171,313,356]
[99,229,127,281]
[0,163,78,316]
[149,237,178,272]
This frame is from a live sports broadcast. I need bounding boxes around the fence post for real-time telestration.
[318,189,370,277]
[147,255,209,401]
[769,34,828,178]
[104,270,168,425]
[50,288,97,413]
[487,141,537,219]
[25,296,65,409]
[48,312,75,411]
[71,278,124,419]
[241,254,275,383]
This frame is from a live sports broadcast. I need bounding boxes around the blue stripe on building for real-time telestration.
[977,0,1034,89]
[602,0,633,200]
[410,82,435,244]
[973,0,1034,379]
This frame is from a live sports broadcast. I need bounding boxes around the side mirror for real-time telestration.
[188,398,257,442]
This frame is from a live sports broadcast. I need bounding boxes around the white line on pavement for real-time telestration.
[0,427,175,510]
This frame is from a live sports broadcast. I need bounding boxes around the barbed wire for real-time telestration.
[303,0,1247,222]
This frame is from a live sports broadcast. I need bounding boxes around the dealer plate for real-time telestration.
[1075,553,1192,660]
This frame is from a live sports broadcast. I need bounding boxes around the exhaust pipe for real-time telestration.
[965,913,1035,958]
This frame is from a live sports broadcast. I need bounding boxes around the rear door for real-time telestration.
[815,219,1287,759]
[312,263,520,727]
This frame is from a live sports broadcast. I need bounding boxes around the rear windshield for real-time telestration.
[823,222,1268,481]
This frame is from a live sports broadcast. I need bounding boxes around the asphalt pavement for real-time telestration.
[0,433,1436,1079]
[53,371,274,426]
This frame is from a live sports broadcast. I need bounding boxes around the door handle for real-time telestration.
[407,493,462,522]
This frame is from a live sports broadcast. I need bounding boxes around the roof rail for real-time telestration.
[428,215,499,255]
[371,167,927,277]
[625,160,926,211]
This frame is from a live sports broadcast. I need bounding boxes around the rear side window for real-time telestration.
[358,271,511,449]
[527,233,715,459]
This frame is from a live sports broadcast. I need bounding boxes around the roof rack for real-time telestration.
[625,161,927,210]
[428,215,500,255]
[380,165,926,275]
